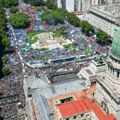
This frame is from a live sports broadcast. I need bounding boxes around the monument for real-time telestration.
[31,32,72,50]
[77,54,106,88]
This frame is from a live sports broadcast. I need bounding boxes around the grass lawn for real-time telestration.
[27,29,67,44]
[52,30,67,39]
[27,31,40,44]
[27,31,40,39]
[63,43,73,48]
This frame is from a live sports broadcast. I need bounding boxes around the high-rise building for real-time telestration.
[95,29,120,120]
[55,0,109,12]
[57,0,75,12]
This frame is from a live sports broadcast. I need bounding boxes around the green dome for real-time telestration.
[110,29,120,61]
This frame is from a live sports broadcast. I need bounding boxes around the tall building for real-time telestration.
[88,5,120,37]
[65,0,75,12]
[57,0,75,12]
[55,0,109,12]
[96,29,120,120]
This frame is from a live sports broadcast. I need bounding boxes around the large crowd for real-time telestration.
[0,0,111,120]
[0,52,26,120]
[12,1,109,67]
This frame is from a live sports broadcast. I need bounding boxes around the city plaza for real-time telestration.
[24,29,120,120]
[2,0,120,120]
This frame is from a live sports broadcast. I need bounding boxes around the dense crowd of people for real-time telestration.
[0,57,26,120]
[0,0,111,120]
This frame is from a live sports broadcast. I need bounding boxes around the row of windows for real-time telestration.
[64,113,90,120]
[108,64,120,78]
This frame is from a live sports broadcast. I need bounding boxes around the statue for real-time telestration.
[99,55,103,64]
[49,32,54,40]
[94,54,104,64]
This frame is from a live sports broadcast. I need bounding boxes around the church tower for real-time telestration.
[95,29,120,120]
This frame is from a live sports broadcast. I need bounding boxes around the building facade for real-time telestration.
[95,29,120,120]
[55,0,112,12]
[56,0,95,12]
[88,5,120,37]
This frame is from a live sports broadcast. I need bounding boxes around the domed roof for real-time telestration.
[110,29,120,61]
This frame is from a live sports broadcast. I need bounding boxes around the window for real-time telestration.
[73,116,76,119]
[86,114,90,117]
[81,113,84,117]
[60,97,74,103]
[117,71,119,78]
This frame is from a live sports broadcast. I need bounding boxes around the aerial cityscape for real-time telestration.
[0,0,120,120]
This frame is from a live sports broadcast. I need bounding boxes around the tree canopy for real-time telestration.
[46,0,58,10]
[41,10,64,25]
[9,13,30,29]
[67,12,81,27]
[23,0,46,6]
[2,56,8,64]
[81,21,93,35]
[0,0,18,7]
[10,7,18,13]
[96,30,109,45]
[2,67,11,76]
[0,8,10,77]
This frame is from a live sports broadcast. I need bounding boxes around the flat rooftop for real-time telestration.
[26,74,87,120]
[50,72,81,84]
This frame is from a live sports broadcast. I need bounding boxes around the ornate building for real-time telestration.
[96,29,120,120]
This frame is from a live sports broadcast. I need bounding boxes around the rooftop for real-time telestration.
[48,85,96,120]
[58,98,116,120]
[90,5,120,25]
[90,5,120,18]
[110,29,120,61]
[26,74,87,120]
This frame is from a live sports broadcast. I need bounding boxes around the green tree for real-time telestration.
[41,10,64,25]
[9,12,30,29]
[2,36,10,50]
[0,6,11,77]
[96,30,109,45]
[46,0,58,10]
[10,7,18,13]
[67,12,81,27]
[23,0,45,6]
[2,56,8,64]
[81,21,93,35]
[3,0,18,7]
[2,67,10,76]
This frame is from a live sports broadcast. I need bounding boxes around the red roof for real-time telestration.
[58,98,116,120]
